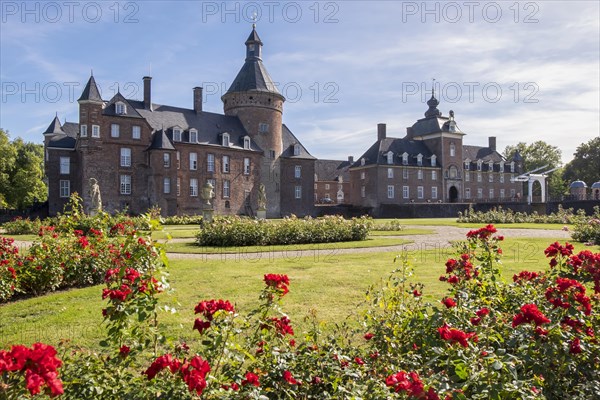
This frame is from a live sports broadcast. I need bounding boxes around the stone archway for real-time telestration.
[449,186,458,203]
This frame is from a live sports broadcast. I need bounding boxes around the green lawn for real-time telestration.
[2,232,594,350]
[385,218,572,231]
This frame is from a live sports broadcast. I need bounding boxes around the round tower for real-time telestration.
[222,26,286,216]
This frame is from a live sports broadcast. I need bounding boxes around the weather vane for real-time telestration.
[251,11,258,28]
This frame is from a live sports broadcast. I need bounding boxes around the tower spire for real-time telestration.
[425,78,441,118]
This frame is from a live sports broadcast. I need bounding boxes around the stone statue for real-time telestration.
[201,181,215,207]
[257,183,267,211]
[89,178,102,215]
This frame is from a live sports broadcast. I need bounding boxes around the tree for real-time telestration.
[503,141,563,197]
[0,128,47,209]
[562,137,600,187]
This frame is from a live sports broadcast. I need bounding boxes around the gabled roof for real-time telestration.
[462,145,505,162]
[149,130,175,150]
[129,101,260,152]
[103,92,144,119]
[353,137,434,167]
[280,124,316,160]
[315,159,351,182]
[62,122,79,138]
[78,75,103,102]
[43,116,65,135]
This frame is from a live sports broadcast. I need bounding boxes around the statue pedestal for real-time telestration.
[256,209,266,220]
[203,208,214,223]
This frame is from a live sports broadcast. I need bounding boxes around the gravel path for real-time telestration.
[166,225,572,261]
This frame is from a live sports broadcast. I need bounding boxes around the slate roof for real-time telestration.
[353,137,435,167]
[103,92,144,119]
[78,75,103,102]
[315,159,351,182]
[281,124,316,160]
[226,60,282,95]
[462,145,505,162]
[43,116,65,135]
[47,135,76,149]
[150,130,176,150]
[44,117,78,149]
[128,101,261,152]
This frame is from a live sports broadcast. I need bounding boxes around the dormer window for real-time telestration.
[488,161,494,171]
[500,161,505,171]
[361,158,365,166]
[450,143,456,157]
[189,129,198,143]
[293,144,300,156]
[464,160,470,170]
[387,152,394,165]
[417,154,423,166]
[115,102,126,115]
[431,155,437,167]
[222,133,230,147]
[510,161,515,172]
[477,160,482,171]
[402,152,408,165]
[173,128,182,142]
[244,136,251,150]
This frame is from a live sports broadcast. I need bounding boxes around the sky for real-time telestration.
[1,0,598,165]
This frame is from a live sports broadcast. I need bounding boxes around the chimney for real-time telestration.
[193,87,203,114]
[348,156,354,164]
[377,123,386,141]
[143,76,152,111]
[488,136,497,151]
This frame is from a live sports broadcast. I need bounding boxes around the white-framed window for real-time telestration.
[207,154,215,172]
[222,180,230,198]
[432,186,438,199]
[388,168,393,178]
[361,171,365,180]
[188,129,197,143]
[115,102,126,115]
[387,185,394,199]
[465,188,471,199]
[59,180,70,198]
[189,153,197,170]
[500,161,505,171]
[432,170,437,180]
[177,178,181,197]
[60,157,70,174]
[403,168,408,179]
[464,160,470,170]
[477,172,482,182]
[243,158,251,175]
[295,165,302,178]
[222,156,230,173]
[477,188,483,199]
[132,125,141,139]
[173,129,182,142]
[120,175,131,195]
[403,186,409,199]
[120,148,131,167]
[176,151,181,169]
[417,186,424,199]
[163,177,171,194]
[293,144,300,156]
[222,133,230,147]
[325,183,330,190]
[489,161,494,171]
[418,169,423,180]
[450,143,456,157]
[402,152,408,165]
[361,186,366,198]
[80,125,88,137]
[431,155,437,167]
[417,154,423,166]
[92,125,100,138]
[190,178,198,197]
[510,161,515,172]
[489,189,494,198]
[477,160,482,171]
[360,158,365,166]
[111,124,120,138]
[244,136,251,150]
[163,153,170,168]
[500,189,505,198]
[500,173,505,183]
[387,152,394,165]
[259,123,269,133]
[465,172,470,182]
[295,185,302,199]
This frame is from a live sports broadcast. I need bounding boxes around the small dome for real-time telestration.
[591,181,600,189]
[569,180,587,189]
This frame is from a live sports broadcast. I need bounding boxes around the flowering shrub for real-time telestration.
[571,205,600,245]
[2,216,42,235]
[457,204,579,224]
[2,224,599,398]
[162,214,204,225]
[196,215,373,247]
[0,237,19,301]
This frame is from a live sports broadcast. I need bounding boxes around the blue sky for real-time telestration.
[1,1,598,164]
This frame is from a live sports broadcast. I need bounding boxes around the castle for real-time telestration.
[43,27,522,217]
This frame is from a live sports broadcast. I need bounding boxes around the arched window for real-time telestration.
[449,143,456,157]
[387,152,394,165]
[449,166,458,179]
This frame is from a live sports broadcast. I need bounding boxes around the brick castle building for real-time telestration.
[43,28,522,217]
